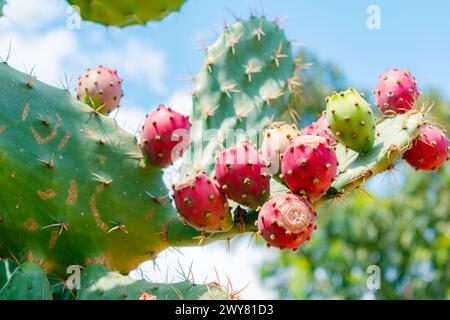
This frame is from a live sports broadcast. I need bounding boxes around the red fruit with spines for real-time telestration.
[258,193,317,250]
[300,113,336,145]
[140,105,191,168]
[281,135,337,200]
[374,68,420,114]
[402,124,449,171]
[172,171,233,233]
[76,66,123,114]
[215,141,270,209]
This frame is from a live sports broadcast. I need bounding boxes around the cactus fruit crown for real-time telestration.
[67,0,187,27]
[258,193,316,250]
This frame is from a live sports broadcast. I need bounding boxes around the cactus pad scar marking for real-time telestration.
[48,229,59,249]
[31,115,62,144]
[65,180,78,205]
[37,189,56,200]
[22,102,30,122]
[58,131,72,151]
[89,190,108,231]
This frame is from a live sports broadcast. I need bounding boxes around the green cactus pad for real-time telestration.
[326,89,376,153]
[186,17,297,173]
[67,0,187,27]
[0,262,52,300]
[76,264,230,300]
[0,258,17,289]
[0,63,181,275]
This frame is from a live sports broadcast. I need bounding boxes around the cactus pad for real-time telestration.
[67,0,187,27]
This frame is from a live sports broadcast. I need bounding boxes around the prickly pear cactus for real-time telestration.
[67,0,187,27]
[0,262,52,300]
[186,16,298,173]
[0,63,189,275]
[77,264,230,300]
[0,11,444,299]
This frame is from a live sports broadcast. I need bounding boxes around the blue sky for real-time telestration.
[0,0,448,299]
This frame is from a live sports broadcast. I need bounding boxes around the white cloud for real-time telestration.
[131,239,278,300]
[168,90,193,116]
[0,28,77,85]
[80,39,169,95]
[2,0,65,30]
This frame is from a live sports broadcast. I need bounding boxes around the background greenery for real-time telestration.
[259,50,450,300]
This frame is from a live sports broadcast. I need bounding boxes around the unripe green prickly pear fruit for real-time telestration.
[325,89,376,153]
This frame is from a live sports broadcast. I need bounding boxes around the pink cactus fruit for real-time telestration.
[261,123,300,175]
[172,171,233,233]
[258,193,317,250]
[403,124,449,171]
[374,68,420,114]
[76,66,123,114]
[281,135,337,201]
[215,141,270,209]
[140,105,191,168]
[300,113,336,145]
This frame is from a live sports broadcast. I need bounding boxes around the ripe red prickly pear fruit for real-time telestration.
[403,125,449,171]
[261,123,300,175]
[76,66,123,114]
[215,141,270,209]
[281,135,337,200]
[300,113,336,145]
[258,193,317,250]
[140,105,191,168]
[172,171,233,233]
[374,68,420,114]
